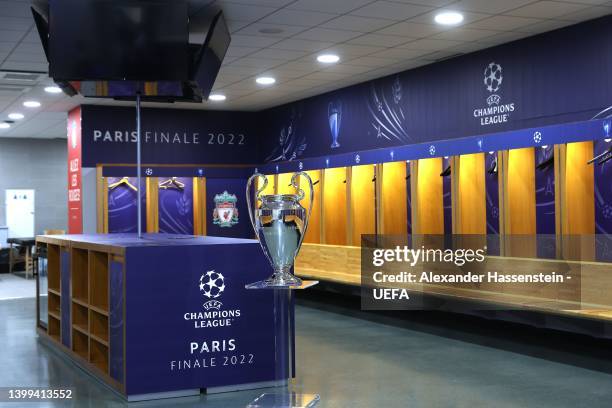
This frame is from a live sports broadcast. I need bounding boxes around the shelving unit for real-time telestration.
[38,237,114,382]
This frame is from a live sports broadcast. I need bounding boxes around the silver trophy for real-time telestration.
[245,172,317,289]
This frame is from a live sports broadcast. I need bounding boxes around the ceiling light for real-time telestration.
[256,76,276,85]
[317,54,340,64]
[488,151,495,155]
[8,113,24,120]
[23,101,41,108]
[209,94,226,102]
[605,138,612,143]
[0,123,10,129]
[541,145,549,149]
[434,11,464,26]
[44,86,62,94]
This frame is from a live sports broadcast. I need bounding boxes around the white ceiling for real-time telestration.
[0,0,611,139]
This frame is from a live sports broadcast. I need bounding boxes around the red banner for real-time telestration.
[67,107,82,234]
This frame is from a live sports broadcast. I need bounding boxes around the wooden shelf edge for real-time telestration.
[72,323,89,336]
[90,333,109,347]
[48,311,61,320]
[72,297,89,308]
[89,305,109,316]
[48,288,60,296]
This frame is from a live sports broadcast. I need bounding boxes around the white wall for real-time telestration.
[0,138,67,234]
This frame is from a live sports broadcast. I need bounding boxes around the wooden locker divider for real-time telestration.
[379,161,408,235]
[193,177,207,235]
[302,170,322,244]
[413,157,444,235]
[558,141,595,260]
[349,164,376,245]
[96,165,109,233]
[145,177,159,233]
[322,167,348,245]
[452,153,486,234]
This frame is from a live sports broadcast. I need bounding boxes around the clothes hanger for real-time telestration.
[108,177,138,191]
[487,156,498,174]
[588,145,612,165]
[440,165,451,177]
[536,156,554,171]
[159,177,185,190]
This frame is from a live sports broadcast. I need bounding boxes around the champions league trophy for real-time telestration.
[328,101,342,149]
[245,172,320,408]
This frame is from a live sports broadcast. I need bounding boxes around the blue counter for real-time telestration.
[36,233,287,401]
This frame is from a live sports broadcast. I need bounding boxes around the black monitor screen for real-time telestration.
[49,0,189,81]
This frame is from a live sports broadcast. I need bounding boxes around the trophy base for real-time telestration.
[246,392,320,408]
[245,280,319,290]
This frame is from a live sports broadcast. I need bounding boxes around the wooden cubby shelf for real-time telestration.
[72,329,89,360]
[48,315,60,342]
[89,251,109,312]
[48,292,61,319]
[47,244,60,292]
[72,248,89,304]
[90,338,109,374]
[90,309,109,344]
[72,302,88,335]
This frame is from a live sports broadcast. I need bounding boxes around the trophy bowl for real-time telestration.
[245,172,318,289]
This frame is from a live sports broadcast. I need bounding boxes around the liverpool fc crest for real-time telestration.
[213,191,239,227]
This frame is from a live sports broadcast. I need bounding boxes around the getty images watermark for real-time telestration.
[360,235,590,312]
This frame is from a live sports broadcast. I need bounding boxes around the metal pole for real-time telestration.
[136,92,142,239]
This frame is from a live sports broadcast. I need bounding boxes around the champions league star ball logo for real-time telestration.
[200,271,225,310]
[484,62,503,93]
[212,191,239,228]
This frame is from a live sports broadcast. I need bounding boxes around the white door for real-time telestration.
[5,189,35,238]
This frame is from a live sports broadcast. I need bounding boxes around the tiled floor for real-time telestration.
[0,273,36,300]
[1,296,612,407]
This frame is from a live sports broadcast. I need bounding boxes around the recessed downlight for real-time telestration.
[44,86,62,94]
[434,11,464,26]
[209,94,226,101]
[8,113,24,120]
[317,54,340,64]
[0,123,10,129]
[23,100,41,108]
[256,76,276,85]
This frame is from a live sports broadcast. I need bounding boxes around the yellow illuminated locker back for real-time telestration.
[277,173,295,195]
[323,167,348,245]
[380,161,408,235]
[302,170,321,244]
[349,164,376,245]
[415,157,444,234]
[256,174,276,208]
[505,148,536,234]
[456,153,486,234]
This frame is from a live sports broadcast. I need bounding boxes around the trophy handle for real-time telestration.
[246,173,267,239]
[291,171,314,252]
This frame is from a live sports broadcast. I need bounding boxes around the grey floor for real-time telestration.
[1,296,612,408]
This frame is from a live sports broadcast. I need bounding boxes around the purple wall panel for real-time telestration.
[108,177,147,233]
[158,177,194,235]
